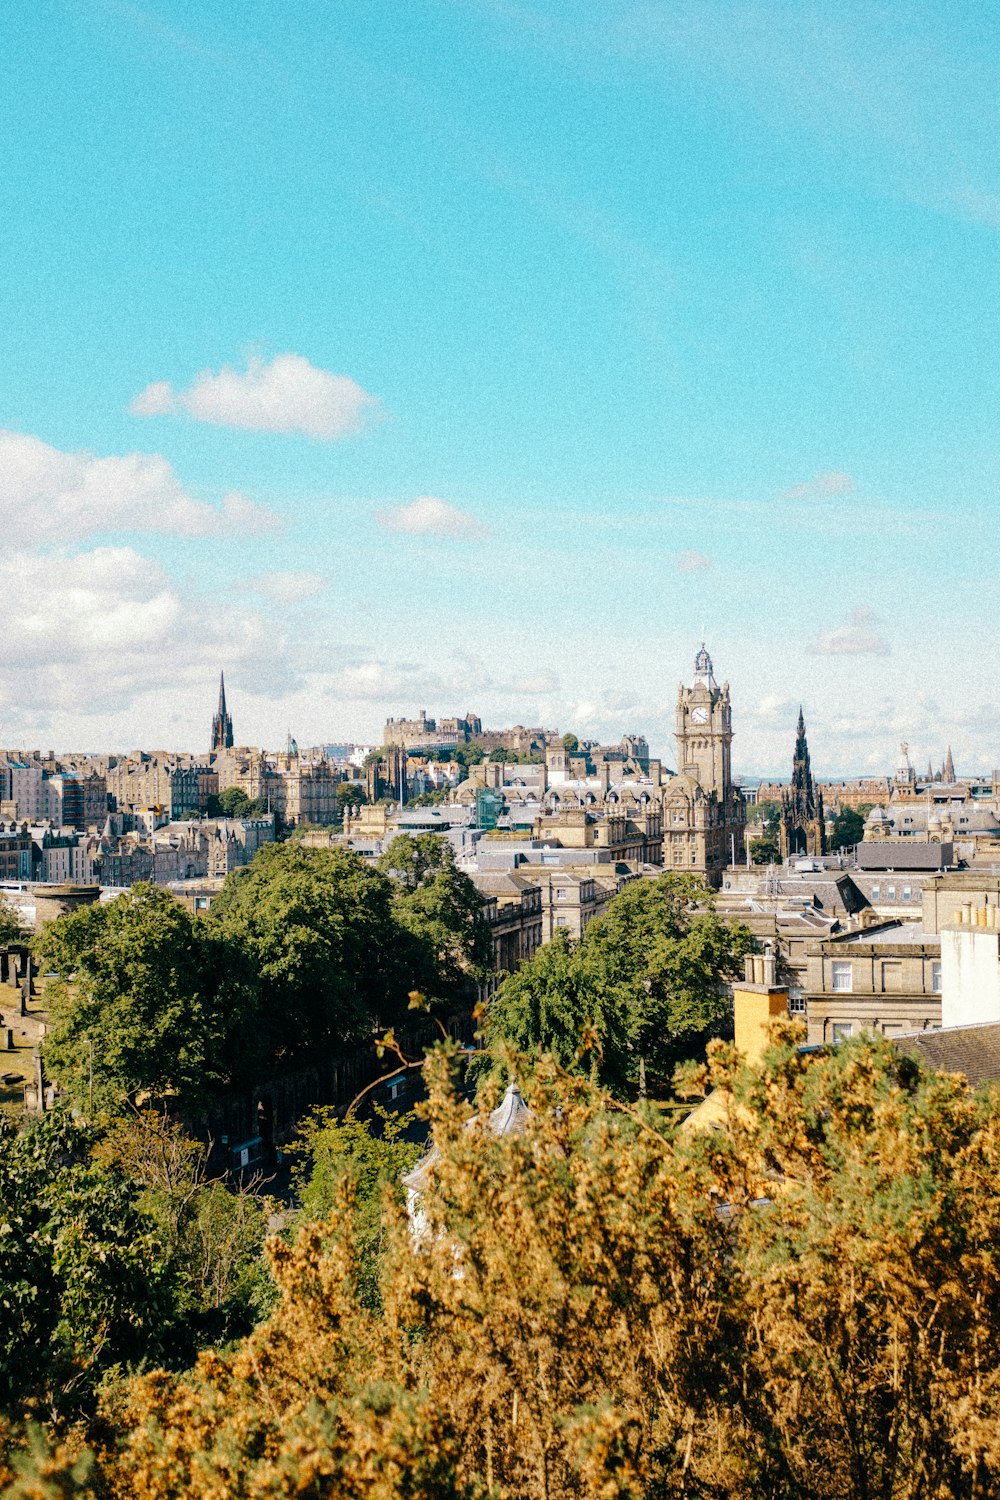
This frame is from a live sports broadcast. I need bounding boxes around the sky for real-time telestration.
[2,0,999,777]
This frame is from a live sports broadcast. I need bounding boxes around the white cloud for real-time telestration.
[676,549,712,572]
[375,496,487,539]
[245,570,326,606]
[0,544,299,718]
[810,607,891,657]
[0,429,280,544]
[785,470,855,500]
[130,354,378,440]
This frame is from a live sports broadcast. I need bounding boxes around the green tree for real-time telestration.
[210,843,405,1059]
[0,1109,177,1424]
[217,786,268,819]
[452,743,485,769]
[585,873,754,1080]
[482,931,633,1091]
[831,804,867,849]
[378,835,493,1001]
[0,896,28,947]
[335,781,368,817]
[561,732,579,753]
[292,1105,421,1308]
[94,1110,275,1344]
[38,885,253,1114]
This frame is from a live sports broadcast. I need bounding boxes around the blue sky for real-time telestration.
[2,0,999,775]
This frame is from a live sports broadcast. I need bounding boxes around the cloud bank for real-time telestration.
[130,354,378,440]
[0,429,280,544]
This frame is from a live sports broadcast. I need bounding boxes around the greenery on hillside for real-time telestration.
[5,1033,1000,1496]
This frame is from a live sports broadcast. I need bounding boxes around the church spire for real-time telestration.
[944,745,956,783]
[211,671,234,752]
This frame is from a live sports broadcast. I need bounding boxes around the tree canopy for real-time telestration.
[377,835,492,1002]
[38,884,247,1113]
[831,804,868,849]
[484,872,753,1092]
[209,843,406,1060]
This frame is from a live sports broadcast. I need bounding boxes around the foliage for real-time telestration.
[33,1034,1000,1497]
[0,897,28,947]
[749,833,780,864]
[485,873,753,1092]
[292,1105,421,1308]
[378,836,492,1001]
[37,885,253,1114]
[209,843,407,1058]
[450,742,484,769]
[0,1109,177,1426]
[561,732,579,752]
[480,931,633,1091]
[334,781,367,815]
[93,1111,276,1343]
[586,874,754,1076]
[831,804,867,849]
[216,787,268,820]
[408,788,451,807]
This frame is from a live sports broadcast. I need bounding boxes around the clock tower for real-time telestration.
[675,644,732,797]
[662,644,745,885]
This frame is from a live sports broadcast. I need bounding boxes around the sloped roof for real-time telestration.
[892,1023,1000,1089]
[401,1081,531,1194]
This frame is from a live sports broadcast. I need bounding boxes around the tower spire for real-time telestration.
[211,670,234,752]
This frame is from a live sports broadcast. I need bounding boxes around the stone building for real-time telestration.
[778,709,826,859]
[803,919,942,1045]
[662,644,746,885]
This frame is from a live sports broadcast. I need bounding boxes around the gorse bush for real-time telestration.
[20,1029,1000,1499]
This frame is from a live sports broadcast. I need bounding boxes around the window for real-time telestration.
[832,1022,853,1043]
[871,885,880,899]
[555,914,569,928]
[902,887,912,901]
[831,962,853,992]
[788,988,806,1014]
[886,885,896,900]
[931,961,942,992]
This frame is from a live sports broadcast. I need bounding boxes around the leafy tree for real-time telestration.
[488,746,510,763]
[0,896,28,947]
[585,874,753,1080]
[482,931,633,1091]
[335,781,367,816]
[93,1110,276,1342]
[452,743,485,769]
[217,786,268,819]
[561,732,579,752]
[831,804,867,849]
[378,835,492,1001]
[749,832,780,864]
[38,884,254,1114]
[0,1109,177,1425]
[292,1105,421,1308]
[210,843,406,1058]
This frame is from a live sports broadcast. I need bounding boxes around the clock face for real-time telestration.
[691,706,709,725]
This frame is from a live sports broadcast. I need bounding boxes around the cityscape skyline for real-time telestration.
[3,3,999,772]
